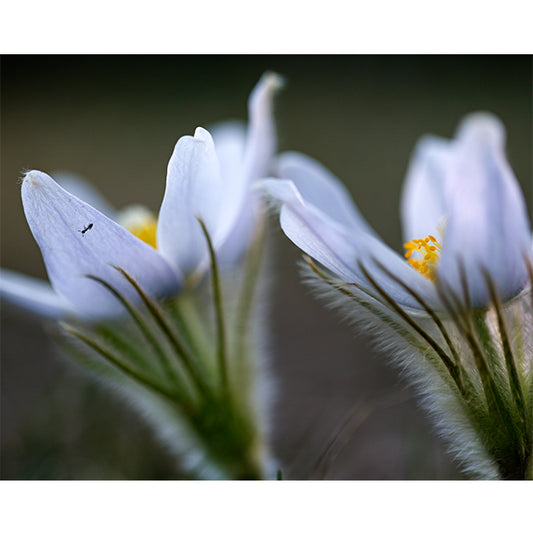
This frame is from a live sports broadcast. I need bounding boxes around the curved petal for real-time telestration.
[0,269,74,318]
[209,121,252,265]
[53,171,118,220]
[22,171,181,318]
[216,73,283,266]
[277,151,377,237]
[437,113,531,305]
[215,198,260,268]
[157,127,223,276]
[262,179,437,309]
[400,136,451,242]
[243,72,283,184]
[210,121,246,182]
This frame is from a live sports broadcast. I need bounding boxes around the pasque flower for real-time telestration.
[1,72,282,320]
[262,113,531,310]
[263,113,532,479]
[1,73,283,480]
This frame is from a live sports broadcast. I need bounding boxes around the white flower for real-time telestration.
[262,113,531,310]
[262,112,532,479]
[1,72,282,320]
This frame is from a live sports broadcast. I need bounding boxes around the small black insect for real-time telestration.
[79,223,93,235]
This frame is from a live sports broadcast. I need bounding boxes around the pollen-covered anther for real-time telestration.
[118,205,158,248]
[403,234,442,281]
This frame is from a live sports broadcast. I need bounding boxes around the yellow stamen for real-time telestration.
[118,205,158,248]
[128,218,158,248]
[403,234,442,281]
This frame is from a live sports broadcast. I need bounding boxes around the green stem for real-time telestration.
[357,261,463,394]
[62,323,194,415]
[197,218,228,394]
[234,218,267,387]
[481,273,527,426]
[114,266,211,399]
[372,259,476,399]
[86,274,184,392]
[171,295,215,371]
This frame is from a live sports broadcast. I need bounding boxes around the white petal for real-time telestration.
[208,121,262,267]
[277,151,377,237]
[243,72,283,184]
[262,179,437,308]
[210,121,246,185]
[211,123,249,230]
[209,121,255,266]
[22,171,181,318]
[400,136,451,242]
[437,113,531,304]
[261,177,305,205]
[157,128,223,276]
[53,171,118,220]
[214,193,261,268]
[0,269,74,318]
[215,73,283,266]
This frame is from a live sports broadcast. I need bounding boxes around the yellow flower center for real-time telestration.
[403,234,442,281]
[128,218,158,248]
[118,205,158,249]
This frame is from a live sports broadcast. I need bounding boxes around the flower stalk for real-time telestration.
[59,219,272,479]
[304,254,532,479]
[1,73,282,479]
[197,217,229,394]
[263,112,532,479]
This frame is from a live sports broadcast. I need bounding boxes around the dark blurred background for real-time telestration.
[1,56,531,479]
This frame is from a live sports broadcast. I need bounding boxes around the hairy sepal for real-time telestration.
[55,219,275,479]
[299,259,533,479]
